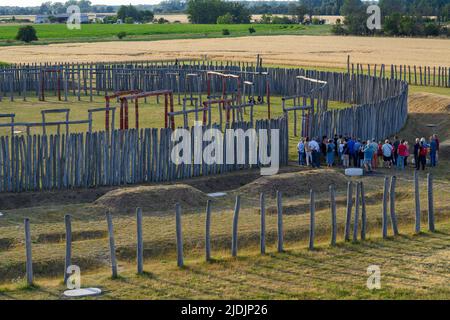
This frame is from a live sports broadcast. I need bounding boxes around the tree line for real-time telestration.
[333,0,449,37]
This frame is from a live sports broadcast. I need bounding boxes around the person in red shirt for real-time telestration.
[397,140,407,170]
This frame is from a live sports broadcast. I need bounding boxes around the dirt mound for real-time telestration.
[408,93,450,113]
[93,184,208,215]
[238,169,348,198]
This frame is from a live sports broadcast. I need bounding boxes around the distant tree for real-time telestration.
[15,25,38,43]
[259,14,272,24]
[117,31,127,39]
[442,3,450,22]
[272,16,294,24]
[187,0,228,24]
[227,2,251,24]
[217,13,233,24]
[383,13,401,35]
[331,18,347,34]
[187,0,250,24]
[340,0,368,35]
[424,22,440,36]
[398,16,421,36]
[289,3,308,23]
[39,1,52,14]
[156,17,169,24]
[51,2,66,15]
[48,15,58,23]
[103,16,117,24]
[124,17,134,24]
[117,4,154,23]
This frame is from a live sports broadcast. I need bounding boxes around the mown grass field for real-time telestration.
[0,197,449,299]
[0,24,331,46]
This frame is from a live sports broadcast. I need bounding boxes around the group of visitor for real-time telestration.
[297,134,440,172]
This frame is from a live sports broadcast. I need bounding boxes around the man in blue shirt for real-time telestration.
[297,139,306,166]
[430,136,437,167]
[353,139,361,167]
[363,140,374,172]
[347,137,355,167]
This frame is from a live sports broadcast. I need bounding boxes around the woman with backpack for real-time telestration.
[418,140,428,170]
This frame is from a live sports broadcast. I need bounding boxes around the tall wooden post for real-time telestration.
[64,214,72,284]
[309,190,315,250]
[330,185,337,246]
[205,200,212,261]
[414,171,421,233]
[277,191,283,253]
[106,212,118,278]
[344,181,353,241]
[360,182,367,240]
[382,177,389,238]
[136,207,144,274]
[24,218,33,286]
[260,193,266,254]
[231,195,240,257]
[389,176,399,236]
[353,182,360,242]
[427,173,435,232]
[175,203,184,267]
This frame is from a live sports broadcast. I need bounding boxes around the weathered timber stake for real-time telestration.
[24,218,33,286]
[360,182,367,240]
[106,212,118,278]
[64,214,72,284]
[389,176,399,236]
[353,182,360,242]
[136,207,144,274]
[344,181,353,241]
[309,190,315,250]
[382,177,389,238]
[329,184,337,246]
[260,193,266,254]
[427,173,435,232]
[414,171,421,233]
[277,190,283,253]
[175,203,184,267]
[231,195,240,257]
[205,199,212,261]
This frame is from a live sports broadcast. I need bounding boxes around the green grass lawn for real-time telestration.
[0,94,348,139]
[0,23,331,46]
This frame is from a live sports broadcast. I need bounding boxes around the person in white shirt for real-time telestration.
[382,139,393,168]
[309,138,321,168]
[297,139,305,165]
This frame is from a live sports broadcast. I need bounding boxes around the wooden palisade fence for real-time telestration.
[0,118,288,192]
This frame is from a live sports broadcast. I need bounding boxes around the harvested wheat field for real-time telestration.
[1,35,449,67]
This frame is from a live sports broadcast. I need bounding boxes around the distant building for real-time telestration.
[35,15,50,24]
[34,13,89,24]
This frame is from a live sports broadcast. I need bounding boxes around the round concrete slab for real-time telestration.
[63,288,102,298]
[345,168,363,176]
[207,192,227,198]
